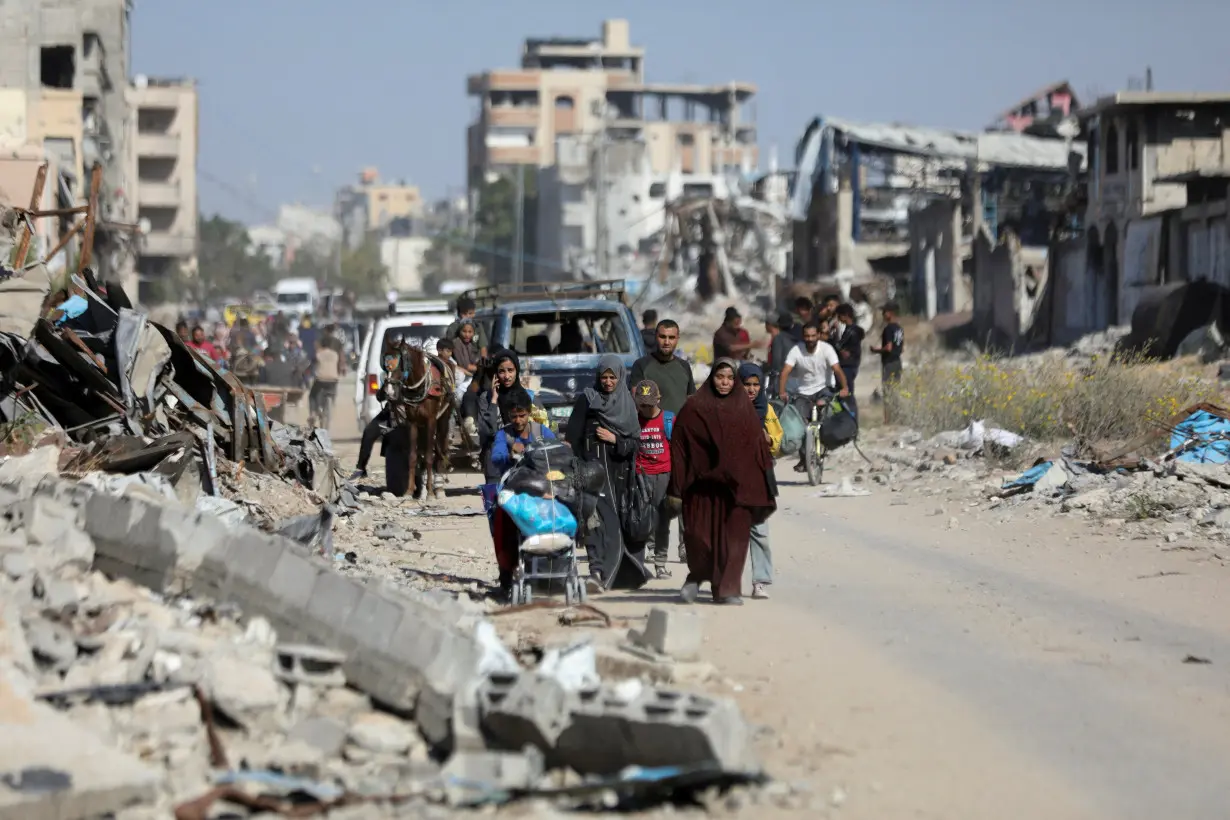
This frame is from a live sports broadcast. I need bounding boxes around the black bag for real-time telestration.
[621,466,658,543]
[820,407,858,450]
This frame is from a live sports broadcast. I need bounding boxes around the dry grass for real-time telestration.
[885,352,1221,446]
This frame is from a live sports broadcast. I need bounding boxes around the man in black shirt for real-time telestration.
[832,303,865,419]
[870,302,905,422]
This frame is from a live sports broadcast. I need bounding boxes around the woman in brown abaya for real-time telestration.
[667,358,776,605]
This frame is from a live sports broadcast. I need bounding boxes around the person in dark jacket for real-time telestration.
[640,309,658,354]
[832,303,865,419]
[565,354,651,593]
[767,312,796,391]
[477,349,529,483]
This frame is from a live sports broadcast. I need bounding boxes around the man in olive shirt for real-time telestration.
[629,319,696,416]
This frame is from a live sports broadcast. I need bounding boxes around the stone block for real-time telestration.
[478,671,574,754]
[0,664,162,819]
[632,607,703,661]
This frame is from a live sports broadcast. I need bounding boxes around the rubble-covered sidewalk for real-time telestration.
[0,265,786,817]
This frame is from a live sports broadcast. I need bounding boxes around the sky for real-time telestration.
[131,0,1230,227]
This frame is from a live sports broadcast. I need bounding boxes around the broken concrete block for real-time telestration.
[441,748,544,807]
[478,670,575,752]
[23,615,77,671]
[275,643,347,688]
[632,607,703,661]
[34,575,79,615]
[0,663,162,820]
[0,445,61,486]
[287,716,348,758]
[1173,460,1230,488]
[347,711,421,756]
[555,686,759,776]
[202,651,286,730]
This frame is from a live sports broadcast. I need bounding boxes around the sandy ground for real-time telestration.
[320,378,1230,819]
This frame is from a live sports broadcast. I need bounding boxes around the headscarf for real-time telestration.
[738,361,768,421]
[668,357,774,510]
[582,353,639,438]
[490,347,521,384]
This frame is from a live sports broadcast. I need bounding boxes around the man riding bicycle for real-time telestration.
[776,320,849,473]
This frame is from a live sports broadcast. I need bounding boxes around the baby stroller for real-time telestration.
[495,442,604,606]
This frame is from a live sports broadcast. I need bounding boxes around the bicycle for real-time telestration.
[307,379,337,430]
[786,389,869,486]
[786,390,837,486]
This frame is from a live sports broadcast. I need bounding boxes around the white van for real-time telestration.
[353,311,456,432]
[273,278,320,319]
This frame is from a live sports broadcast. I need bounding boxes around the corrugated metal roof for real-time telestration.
[789,116,1085,221]
[825,117,1082,170]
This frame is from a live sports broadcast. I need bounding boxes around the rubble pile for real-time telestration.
[0,265,346,520]
[831,403,1230,551]
[0,447,766,818]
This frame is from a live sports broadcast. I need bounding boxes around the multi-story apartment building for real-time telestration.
[465,19,757,194]
[128,76,198,298]
[0,0,134,288]
[335,167,424,249]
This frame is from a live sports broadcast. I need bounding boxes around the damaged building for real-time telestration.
[789,116,1082,328]
[1039,92,1230,348]
[0,0,136,292]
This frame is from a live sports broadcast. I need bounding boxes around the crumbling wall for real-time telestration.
[908,199,967,317]
[1121,216,1164,323]
[973,228,1040,349]
[1046,235,1091,346]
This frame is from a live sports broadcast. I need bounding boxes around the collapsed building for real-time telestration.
[1034,92,1230,353]
[789,115,1083,333]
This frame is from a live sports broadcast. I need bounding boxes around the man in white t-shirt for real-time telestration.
[778,321,850,471]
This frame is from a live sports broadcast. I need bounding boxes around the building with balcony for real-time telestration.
[465,19,757,196]
[334,167,424,249]
[128,76,198,301]
[0,0,134,289]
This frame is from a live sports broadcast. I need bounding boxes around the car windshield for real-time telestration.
[506,310,632,356]
[276,292,311,305]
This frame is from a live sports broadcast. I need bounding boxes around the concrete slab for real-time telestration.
[0,665,161,820]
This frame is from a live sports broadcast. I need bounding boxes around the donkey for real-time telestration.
[381,339,455,500]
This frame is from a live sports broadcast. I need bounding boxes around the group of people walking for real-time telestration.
[377,295,906,607]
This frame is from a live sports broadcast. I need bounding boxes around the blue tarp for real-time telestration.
[1002,460,1054,489]
[1170,409,1230,464]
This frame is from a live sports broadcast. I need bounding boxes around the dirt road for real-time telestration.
[327,380,1230,819]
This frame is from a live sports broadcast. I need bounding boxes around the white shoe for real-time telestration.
[752,583,770,600]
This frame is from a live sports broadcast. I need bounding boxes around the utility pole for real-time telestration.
[512,164,525,284]
[594,123,608,278]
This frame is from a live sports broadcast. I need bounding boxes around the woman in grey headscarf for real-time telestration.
[565,354,651,592]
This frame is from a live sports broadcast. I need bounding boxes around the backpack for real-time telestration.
[820,405,858,450]
[773,400,806,455]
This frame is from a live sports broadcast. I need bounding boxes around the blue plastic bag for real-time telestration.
[54,294,89,324]
[497,490,577,538]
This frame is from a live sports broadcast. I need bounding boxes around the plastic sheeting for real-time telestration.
[1171,409,1230,464]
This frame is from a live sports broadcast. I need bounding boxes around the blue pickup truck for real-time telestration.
[467,280,646,430]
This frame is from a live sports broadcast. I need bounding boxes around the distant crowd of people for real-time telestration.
[176,310,348,425]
